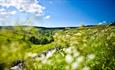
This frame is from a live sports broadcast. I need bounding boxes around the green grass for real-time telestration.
[0,25,115,70]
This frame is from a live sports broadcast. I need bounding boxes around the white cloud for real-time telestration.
[0,0,45,15]
[44,15,51,20]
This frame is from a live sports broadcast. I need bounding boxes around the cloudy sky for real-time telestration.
[0,0,115,27]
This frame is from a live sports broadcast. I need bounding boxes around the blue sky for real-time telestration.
[40,0,115,27]
[0,0,115,27]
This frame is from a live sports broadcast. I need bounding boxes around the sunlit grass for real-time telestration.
[0,25,115,70]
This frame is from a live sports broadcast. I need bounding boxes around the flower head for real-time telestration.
[65,54,73,64]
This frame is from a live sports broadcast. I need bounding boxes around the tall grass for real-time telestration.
[0,25,115,70]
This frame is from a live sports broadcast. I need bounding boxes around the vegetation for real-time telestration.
[0,25,115,70]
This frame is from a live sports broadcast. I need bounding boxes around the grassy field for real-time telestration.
[0,25,115,70]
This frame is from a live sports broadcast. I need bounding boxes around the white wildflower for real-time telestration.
[65,47,72,54]
[65,54,73,64]
[71,62,79,70]
[73,50,80,58]
[76,56,84,63]
[87,54,95,61]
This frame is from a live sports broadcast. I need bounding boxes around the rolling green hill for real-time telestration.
[0,25,115,70]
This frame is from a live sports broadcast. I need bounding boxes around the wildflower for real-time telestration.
[65,47,72,54]
[76,56,84,63]
[73,50,80,58]
[87,54,95,61]
[65,54,73,64]
[71,62,79,70]
[82,66,90,70]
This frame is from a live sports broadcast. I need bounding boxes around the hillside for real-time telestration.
[0,25,115,70]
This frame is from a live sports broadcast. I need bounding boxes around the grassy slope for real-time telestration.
[0,25,115,70]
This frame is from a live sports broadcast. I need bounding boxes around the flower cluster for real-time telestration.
[62,47,95,70]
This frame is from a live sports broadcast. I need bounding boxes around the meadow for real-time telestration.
[0,25,115,70]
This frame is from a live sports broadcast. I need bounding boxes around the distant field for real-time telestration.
[0,25,115,70]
